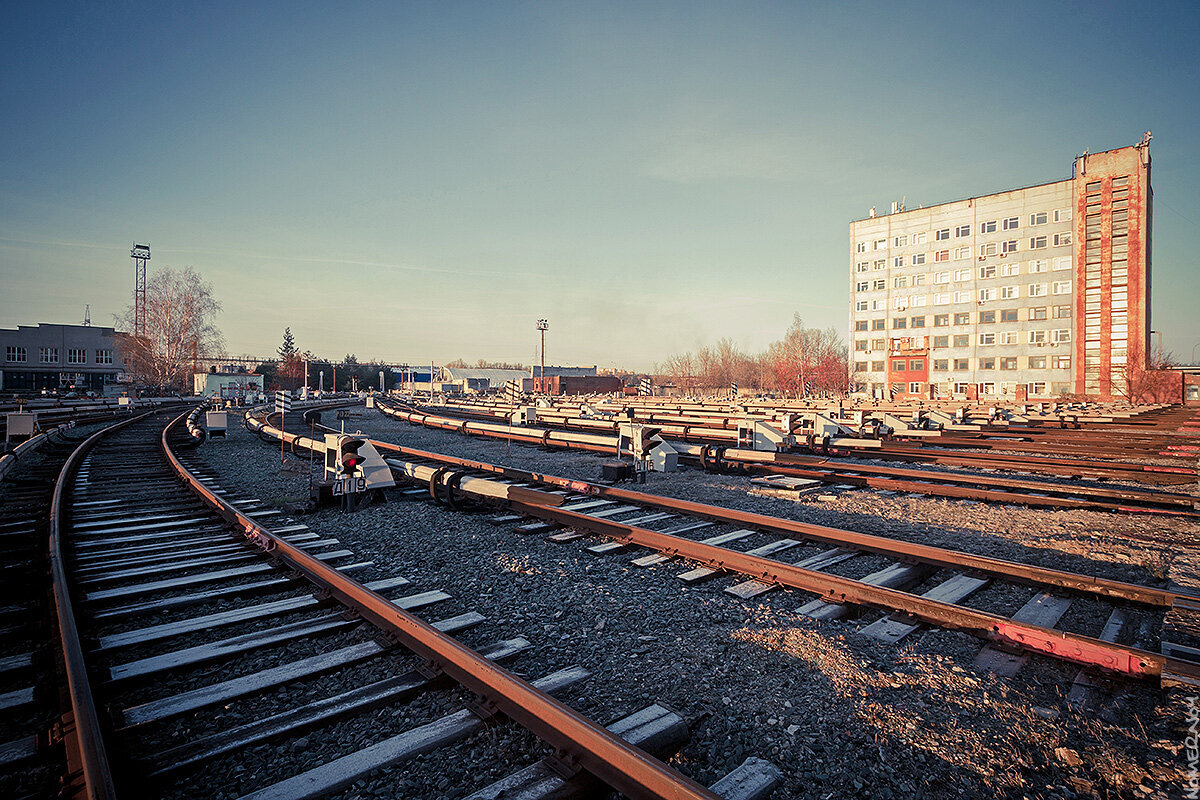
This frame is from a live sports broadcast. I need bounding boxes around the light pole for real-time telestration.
[536,319,549,394]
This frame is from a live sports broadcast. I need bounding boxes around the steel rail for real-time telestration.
[507,500,1195,681]
[274,405,1187,609]
[351,433,1188,608]
[170,411,719,800]
[722,454,1199,515]
[50,410,160,800]
[390,400,1197,481]
[378,401,1198,513]
[257,407,1200,679]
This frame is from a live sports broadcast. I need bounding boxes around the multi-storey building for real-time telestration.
[0,323,127,394]
[848,138,1152,401]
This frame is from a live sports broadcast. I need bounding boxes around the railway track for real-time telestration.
[374,400,1200,515]
[28,407,782,800]
[252,405,1200,691]
[420,397,1200,479]
[0,417,140,800]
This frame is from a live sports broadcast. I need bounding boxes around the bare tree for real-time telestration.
[765,315,848,397]
[1112,352,1181,403]
[116,266,224,391]
[655,352,696,392]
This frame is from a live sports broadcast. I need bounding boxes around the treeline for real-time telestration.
[261,328,398,392]
[655,315,850,396]
[444,358,527,370]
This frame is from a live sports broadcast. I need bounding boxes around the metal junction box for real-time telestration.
[205,411,228,439]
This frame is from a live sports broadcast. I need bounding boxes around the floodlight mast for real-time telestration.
[131,243,151,340]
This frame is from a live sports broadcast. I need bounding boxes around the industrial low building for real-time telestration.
[193,369,266,401]
[849,137,1158,401]
[533,375,622,395]
[0,323,126,394]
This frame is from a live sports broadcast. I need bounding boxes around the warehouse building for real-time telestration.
[849,137,1153,401]
[0,323,126,394]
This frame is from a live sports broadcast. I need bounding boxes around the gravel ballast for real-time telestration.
[182,407,1200,800]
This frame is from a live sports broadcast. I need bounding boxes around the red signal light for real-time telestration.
[338,438,366,475]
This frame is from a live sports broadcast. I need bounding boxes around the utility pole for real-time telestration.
[537,319,549,394]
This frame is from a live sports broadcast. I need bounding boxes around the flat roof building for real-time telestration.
[849,137,1152,401]
[0,323,127,394]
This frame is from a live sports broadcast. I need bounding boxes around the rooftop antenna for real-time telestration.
[131,243,150,339]
[83,304,91,326]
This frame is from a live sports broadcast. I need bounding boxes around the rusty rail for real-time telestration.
[173,410,719,799]
[50,410,159,800]
[509,500,1183,679]
[255,405,1200,680]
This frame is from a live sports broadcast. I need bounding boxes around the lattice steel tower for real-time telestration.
[131,243,150,338]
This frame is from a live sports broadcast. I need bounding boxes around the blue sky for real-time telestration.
[2,2,1198,371]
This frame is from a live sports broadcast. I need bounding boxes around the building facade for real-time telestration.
[848,139,1151,401]
[0,323,127,394]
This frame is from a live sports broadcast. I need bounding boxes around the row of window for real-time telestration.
[861,381,1068,396]
[855,305,1071,331]
[854,354,1072,372]
[5,347,114,364]
[855,209,1073,252]
[854,284,1073,315]
[856,256,1072,275]
[855,327,1071,351]
[857,279,1072,299]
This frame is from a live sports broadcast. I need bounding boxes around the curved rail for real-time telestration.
[250,405,1200,682]
[169,409,719,800]
[376,400,1200,515]
[49,410,159,800]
